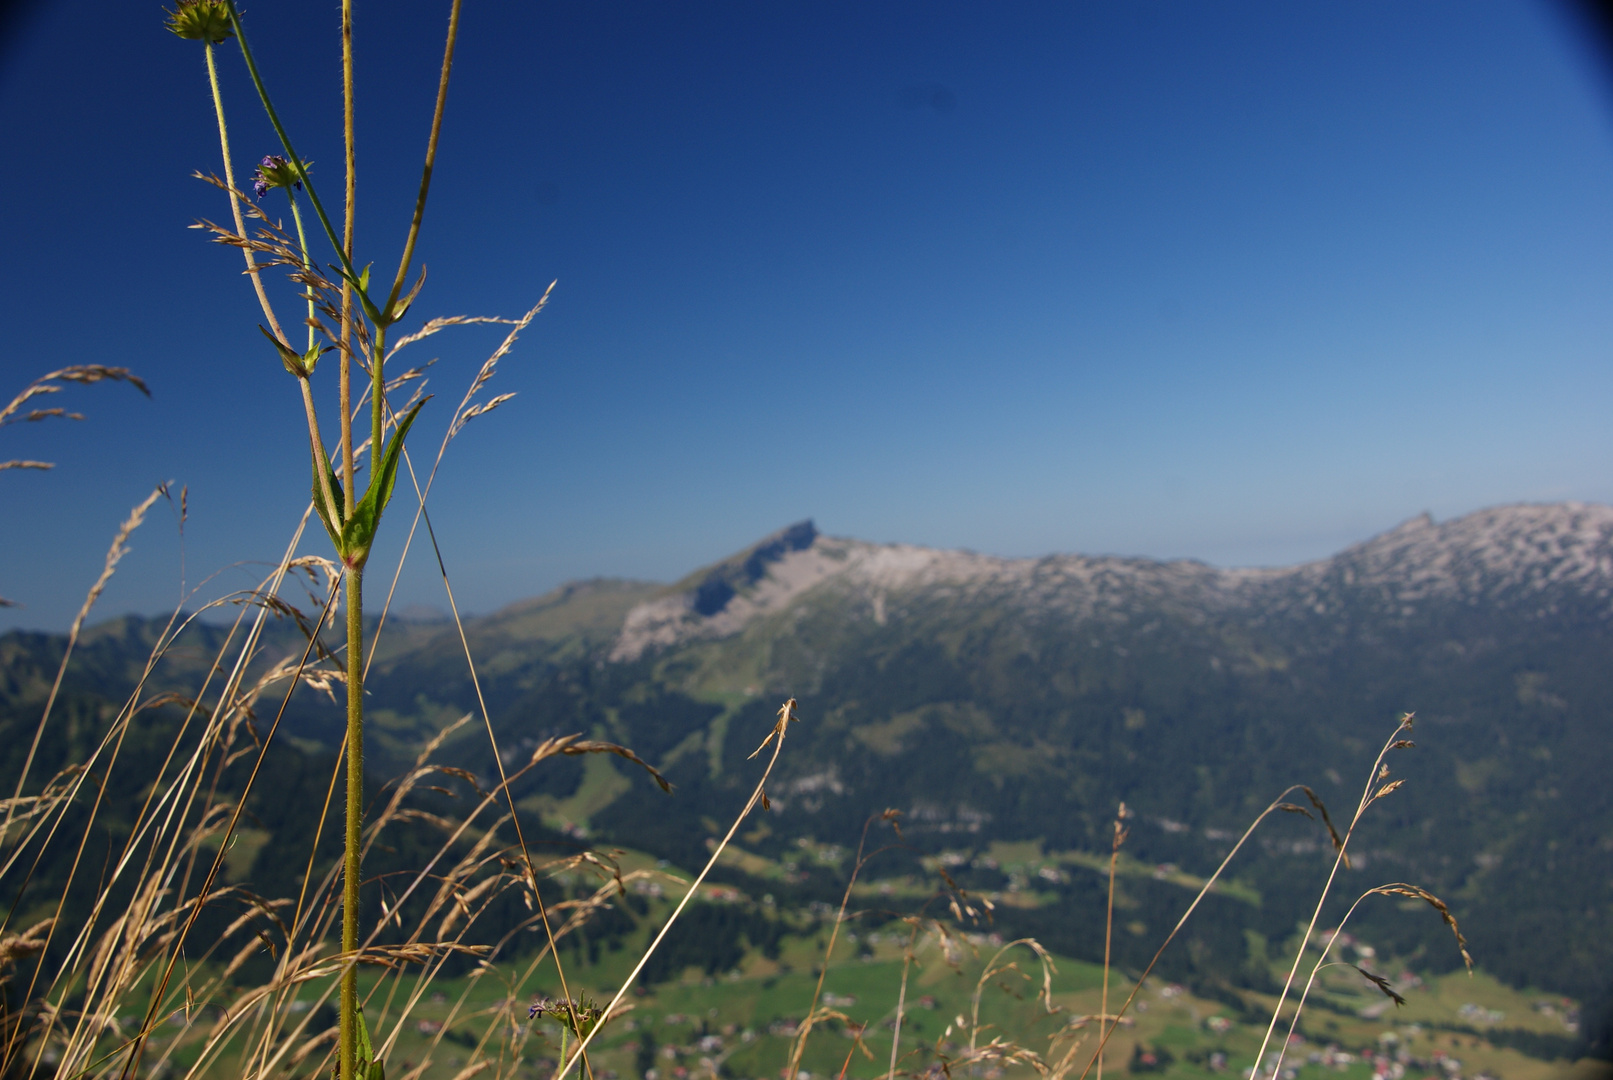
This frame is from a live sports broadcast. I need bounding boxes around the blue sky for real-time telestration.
[3,1,1612,630]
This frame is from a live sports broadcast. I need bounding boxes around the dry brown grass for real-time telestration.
[1,7,1480,1076]
[0,488,1478,1080]
[0,321,702,1080]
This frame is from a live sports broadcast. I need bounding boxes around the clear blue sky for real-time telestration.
[3,1,1612,630]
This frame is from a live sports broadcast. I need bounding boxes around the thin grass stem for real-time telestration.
[340,0,357,515]
[202,38,287,343]
[393,457,594,1080]
[553,701,800,1080]
[1246,717,1414,1080]
[118,577,343,1080]
[787,813,900,1080]
[340,563,364,1080]
[384,0,463,318]
[1072,783,1322,1080]
[288,193,318,353]
[1,489,161,852]
[886,920,922,1080]
[224,2,362,295]
[1097,807,1126,1080]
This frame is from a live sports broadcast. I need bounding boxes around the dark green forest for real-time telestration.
[4,509,1611,1062]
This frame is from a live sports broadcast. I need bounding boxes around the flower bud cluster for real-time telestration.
[164,0,233,46]
[252,155,305,201]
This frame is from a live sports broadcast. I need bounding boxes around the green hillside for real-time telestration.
[4,504,1611,1076]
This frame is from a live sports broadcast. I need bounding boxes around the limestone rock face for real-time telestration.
[610,503,1613,662]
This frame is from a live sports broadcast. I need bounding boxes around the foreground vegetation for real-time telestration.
[1,4,1608,1080]
[14,842,1593,1080]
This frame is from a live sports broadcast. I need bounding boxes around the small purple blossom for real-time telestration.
[251,154,304,200]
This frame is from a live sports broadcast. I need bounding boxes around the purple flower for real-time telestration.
[251,154,304,200]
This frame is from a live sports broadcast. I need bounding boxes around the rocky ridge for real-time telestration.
[610,502,1613,661]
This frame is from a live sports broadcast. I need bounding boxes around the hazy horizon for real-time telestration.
[9,498,1603,632]
[5,0,1613,632]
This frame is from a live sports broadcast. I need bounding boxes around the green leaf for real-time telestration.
[386,267,428,327]
[354,1005,385,1080]
[340,398,427,568]
[311,451,344,553]
[337,263,384,327]
[260,324,309,377]
[301,342,328,376]
[354,1005,374,1066]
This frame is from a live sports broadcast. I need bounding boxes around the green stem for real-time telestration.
[288,193,317,353]
[341,565,363,1080]
[301,378,343,532]
[337,324,386,1080]
[224,2,365,304]
[372,327,387,484]
[341,0,356,519]
[203,39,287,343]
[287,194,344,532]
[384,0,464,316]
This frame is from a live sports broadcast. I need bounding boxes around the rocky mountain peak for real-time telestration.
[610,521,828,660]
[607,503,1613,661]
[1299,502,1613,606]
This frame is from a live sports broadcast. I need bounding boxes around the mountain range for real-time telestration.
[4,502,1611,1056]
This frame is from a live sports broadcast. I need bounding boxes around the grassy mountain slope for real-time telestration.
[354,506,1613,1050]
[4,505,1610,1064]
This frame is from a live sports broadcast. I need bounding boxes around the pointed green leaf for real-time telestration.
[311,451,344,553]
[354,1005,384,1080]
[336,264,384,327]
[356,264,382,324]
[369,398,426,518]
[341,398,427,568]
[386,267,428,327]
[260,324,308,377]
[354,1005,374,1065]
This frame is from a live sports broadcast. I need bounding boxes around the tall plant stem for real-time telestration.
[205,44,336,527]
[284,195,345,529]
[385,0,463,314]
[371,328,387,481]
[203,39,287,343]
[225,3,361,292]
[338,319,385,1080]
[337,20,358,1075]
[341,0,356,515]
[288,195,318,352]
[1098,828,1118,1080]
[336,17,357,1072]
[301,378,342,530]
[341,566,364,1080]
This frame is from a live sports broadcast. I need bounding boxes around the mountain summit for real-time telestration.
[9,501,1610,1052]
[610,502,1613,663]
